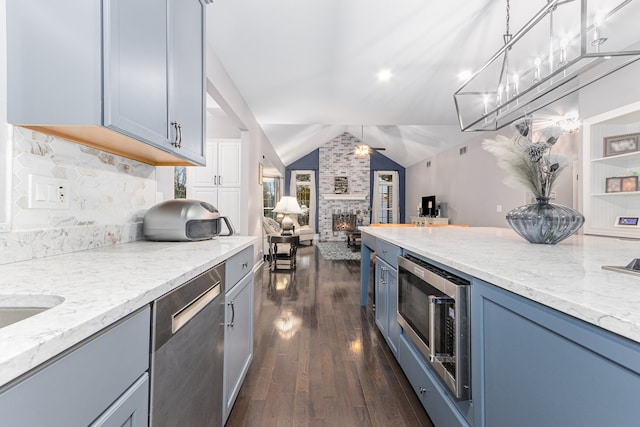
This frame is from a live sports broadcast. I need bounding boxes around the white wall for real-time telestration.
[205,45,284,261]
[406,129,579,227]
[579,59,640,121]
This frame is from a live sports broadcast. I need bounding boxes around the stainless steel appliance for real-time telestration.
[143,199,235,241]
[150,262,225,426]
[397,255,471,400]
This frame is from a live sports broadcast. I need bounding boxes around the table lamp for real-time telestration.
[273,196,303,235]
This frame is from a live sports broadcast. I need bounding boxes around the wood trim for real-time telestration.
[20,125,200,166]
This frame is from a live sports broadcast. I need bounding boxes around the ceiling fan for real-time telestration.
[351,126,386,157]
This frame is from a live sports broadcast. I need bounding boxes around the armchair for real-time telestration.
[291,217,314,245]
[262,216,314,245]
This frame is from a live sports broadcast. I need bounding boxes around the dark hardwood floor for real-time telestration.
[226,244,433,427]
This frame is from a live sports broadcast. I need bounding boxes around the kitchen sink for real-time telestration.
[0,295,64,329]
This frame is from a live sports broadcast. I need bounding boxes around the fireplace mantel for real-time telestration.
[323,194,367,201]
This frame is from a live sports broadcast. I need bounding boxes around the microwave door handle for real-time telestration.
[428,295,454,363]
[428,295,438,362]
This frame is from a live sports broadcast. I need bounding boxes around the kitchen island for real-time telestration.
[360,226,640,427]
[0,236,256,388]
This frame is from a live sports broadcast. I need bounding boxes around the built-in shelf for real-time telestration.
[323,194,368,201]
[592,191,640,197]
[582,101,640,238]
[592,151,640,167]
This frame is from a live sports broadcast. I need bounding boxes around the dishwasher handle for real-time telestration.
[171,281,222,334]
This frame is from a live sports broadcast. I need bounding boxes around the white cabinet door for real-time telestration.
[189,188,218,207]
[186,187,238,235]
[189,141,239,187]
[186,140,241,234]
[191,143,218,186]
[218,188,241,235]
[217,142,242,187]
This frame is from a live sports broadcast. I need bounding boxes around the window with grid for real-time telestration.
[376,173,394,224]
[295,173,311,226]
[263,177,280,219]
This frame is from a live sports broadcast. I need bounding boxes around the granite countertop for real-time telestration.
[360,226,640,344]
[0,236,256,388]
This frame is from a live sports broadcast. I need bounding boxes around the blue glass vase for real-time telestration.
[506,197,585,244]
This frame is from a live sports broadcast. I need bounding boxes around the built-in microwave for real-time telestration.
[397,254,471,400]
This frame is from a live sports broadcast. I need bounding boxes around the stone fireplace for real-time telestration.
[319,133,371,242]
[332,213,357,232]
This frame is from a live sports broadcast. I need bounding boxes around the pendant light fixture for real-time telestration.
[454,0,640,132]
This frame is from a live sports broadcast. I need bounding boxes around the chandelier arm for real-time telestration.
[456,0,560,93]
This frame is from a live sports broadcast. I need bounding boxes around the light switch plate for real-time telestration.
[28,175,70,209]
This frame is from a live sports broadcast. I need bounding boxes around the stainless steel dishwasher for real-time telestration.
[149,262,225,427]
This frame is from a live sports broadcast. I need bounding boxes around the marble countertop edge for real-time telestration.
[0,236,257,388]
[360,226,640,344]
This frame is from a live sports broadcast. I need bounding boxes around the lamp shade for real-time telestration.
[273,196,303,215]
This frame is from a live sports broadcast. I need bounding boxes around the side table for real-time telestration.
[347,231,361,250]
[268,234,300,271]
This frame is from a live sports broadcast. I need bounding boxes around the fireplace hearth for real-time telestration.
[332,213,357,232]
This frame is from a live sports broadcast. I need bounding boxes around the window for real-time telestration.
[290,170,316,230]
[376,173,394,223]
[263,177,280,219]
[372,170,399,224]
[294,173,311,226]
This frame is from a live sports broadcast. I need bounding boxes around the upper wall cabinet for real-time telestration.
[7,0,206,166]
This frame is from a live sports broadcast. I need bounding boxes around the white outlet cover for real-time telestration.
[28,175,70,210]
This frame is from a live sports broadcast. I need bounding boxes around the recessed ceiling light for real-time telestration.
[377,69,392,82]
[458,70,473,81]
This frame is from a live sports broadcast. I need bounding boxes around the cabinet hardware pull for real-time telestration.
[419,387,427,394]
[214,175,217,185]
[227,301,235,327]
[380,266,387,285]
[219,175,223,185]
[171,121,182,148]
[242,262,248,269]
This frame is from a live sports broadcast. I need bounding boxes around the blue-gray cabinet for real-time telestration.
[7,0,205,166]
[103,0,169,151]
[374,239,401,358]
[375,256,399,357]
[472,279,640,427]
[399,334,469,427]
[167,0,206,163]
[223,247,254,424]
[0,308,150,427]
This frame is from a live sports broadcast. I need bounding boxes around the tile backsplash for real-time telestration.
[0,127,156,264]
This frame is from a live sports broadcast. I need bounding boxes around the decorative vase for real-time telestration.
[506,197,585,244]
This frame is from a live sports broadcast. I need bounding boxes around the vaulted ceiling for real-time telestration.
[205,1,573,167]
